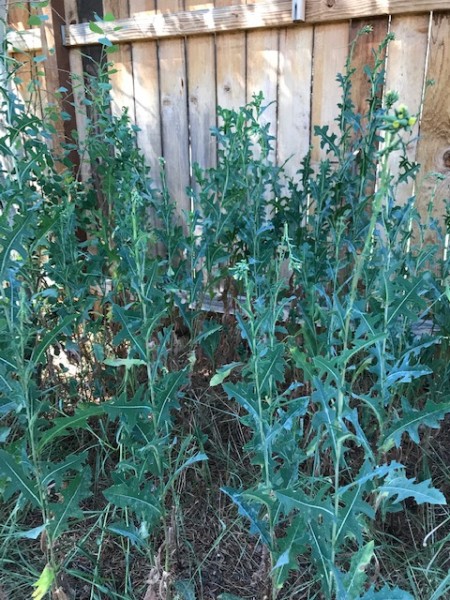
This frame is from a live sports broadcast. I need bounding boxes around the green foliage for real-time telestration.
[0,28,449,600]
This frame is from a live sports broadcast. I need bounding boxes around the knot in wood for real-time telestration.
[443,149,450,169]
[326,0,335,7]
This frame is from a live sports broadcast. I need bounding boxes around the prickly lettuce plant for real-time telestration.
[215,32,450,600]
[0,47,199,598]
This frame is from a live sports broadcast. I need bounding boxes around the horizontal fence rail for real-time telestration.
[5,0,450,51]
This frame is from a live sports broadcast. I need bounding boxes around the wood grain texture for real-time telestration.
[385,14,429,204]
[187,34,217,175]
[186,0,216,178]
[310,21,349,163]
[104,0,136,121]
[348,18,389,119]
[129,0,161,183]
[216,31,246,110]
[246,28,279,161]
[63,0,450,46]
[64,0,293,46]
[277,26,313,178]
[306,0,450,23]
[416,13,450,234]
[159,0,191,219]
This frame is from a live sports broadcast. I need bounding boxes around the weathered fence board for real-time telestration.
[277,26,313,178]
[159,0,191,218]
[104,0,136,122]
[416,13,450,237]
[385,14,430,204]
[5,0,450,235]
[310,21,349,164]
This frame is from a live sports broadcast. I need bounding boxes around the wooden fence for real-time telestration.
[4,0,450,227]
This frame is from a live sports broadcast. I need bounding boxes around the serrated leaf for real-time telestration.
[105,388,150,429]
[381,400,450,450]
[0,450,40,506]
[221,487,270,545]
[222,382,259,422]
[379,476,446,506]
[154,368,188,429]
[38,404,104,451]
[343,541,374,599]
[42,451,88,487]
[276,488,335,523]
[48,470,91,539]
[32,564,55,600]
[272,520,307,589]
[0,212,34,279]
[361,585,414,599]
[103,484,161,521]
[258,343,286,394]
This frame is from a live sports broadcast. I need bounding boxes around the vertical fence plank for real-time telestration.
[7,2,33,105]
[416,13,450,238]
[277,25,313,179]
[103,0,135,122]
[216,0,246,111]
[246,28,279,161]
[158,0,190,219]
[386,15,430,204]
[186,1,216,178]
[310,22,349,164]
[348,18,389,118]
[129,0,162,184]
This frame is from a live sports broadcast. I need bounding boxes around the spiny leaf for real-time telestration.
[0,212,34,279]
[276,487,335,523]
[38,404,105,451]
[222,382,260,423]
[272,520,307,589]
[0,449,40,506]
[258,343,286,394]
[42,451,88,487]
[343,541,374,599]
[381,400,450,450]
[48,470,91,540]
[154,368,188,429]
[105,387,150,429]
[360,585,414,599]
[221,487,271,546]
[103,483,161,522]
[379,476,446,506]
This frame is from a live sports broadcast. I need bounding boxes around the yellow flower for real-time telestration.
[408,116,417,127]
[393,120,401,129]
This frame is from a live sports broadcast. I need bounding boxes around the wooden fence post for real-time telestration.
[41,0,79,168]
